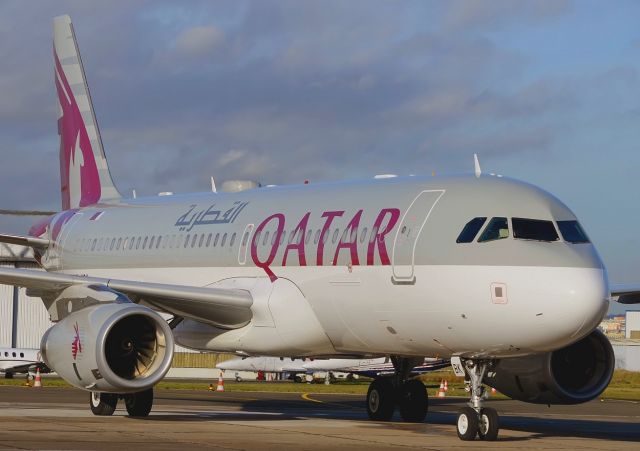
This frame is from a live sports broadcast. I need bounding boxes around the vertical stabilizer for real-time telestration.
[53,15,121,210]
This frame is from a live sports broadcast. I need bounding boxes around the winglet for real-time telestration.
[474,154,481,178]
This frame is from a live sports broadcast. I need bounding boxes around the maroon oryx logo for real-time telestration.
[71,322,82,360]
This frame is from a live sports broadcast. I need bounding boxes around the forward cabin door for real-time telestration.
[391,190,444,283]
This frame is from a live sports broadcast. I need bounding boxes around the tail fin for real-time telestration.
[53,15,121,210]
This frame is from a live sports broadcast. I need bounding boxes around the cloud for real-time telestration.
[174,25,224,58]
[443,0,571,30]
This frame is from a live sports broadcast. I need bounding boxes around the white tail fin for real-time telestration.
[53,15,121,210]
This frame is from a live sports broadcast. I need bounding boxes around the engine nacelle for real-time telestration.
[41,302,174,393]
[485,329,614,404]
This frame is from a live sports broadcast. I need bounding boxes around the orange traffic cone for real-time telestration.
[33,368,42,388]
[437,380,446,398]
[491,387,497,396]
[444,380,448,392]
[216,371,225,392]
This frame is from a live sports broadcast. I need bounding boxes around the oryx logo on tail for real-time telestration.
[53,15,121,211]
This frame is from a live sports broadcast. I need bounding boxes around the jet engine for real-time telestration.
[41,302,174,393]
[485,329,614,404]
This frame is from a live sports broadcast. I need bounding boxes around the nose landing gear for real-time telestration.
[456,359,499,441]
[365,356,428,423]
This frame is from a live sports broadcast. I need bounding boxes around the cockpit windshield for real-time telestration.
[456,217,487,243]
[478,217,509,242]
[512,218,559,242]
[557,220,590,243]
[456,217,591,245]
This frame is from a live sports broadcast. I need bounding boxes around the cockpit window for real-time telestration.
[478,217,509,242]
[512,218,559,242]
[557,220,590,243]
[456,217,487,243]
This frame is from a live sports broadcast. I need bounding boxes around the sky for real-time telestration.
[0,0,639,313]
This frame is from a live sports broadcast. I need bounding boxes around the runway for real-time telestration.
[0,385,638,449]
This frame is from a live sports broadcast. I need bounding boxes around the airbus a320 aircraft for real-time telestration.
[0,15,638,442]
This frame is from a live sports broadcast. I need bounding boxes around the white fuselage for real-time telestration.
[35,175,609,360]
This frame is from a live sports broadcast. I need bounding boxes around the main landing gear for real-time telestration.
[366,357,428,423]
[89,388,154,417]
[456,359,499,441]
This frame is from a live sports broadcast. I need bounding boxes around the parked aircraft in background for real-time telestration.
[0,348,48,378]
[302,357,449,378]
[217,356,307,381]
[216,356,449,382]
[0,14,638,441]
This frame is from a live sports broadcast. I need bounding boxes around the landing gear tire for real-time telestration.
[456,407,479,441]
[398,379,428,423]
[124,388,153,417]
[478,407,499,441]
[366,378,395,421]
[90,392,117,416]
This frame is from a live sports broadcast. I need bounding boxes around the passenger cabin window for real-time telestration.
[557,220,590,243]
[512,218,559,242]
[456,217,487,243]
[478,217,509,242]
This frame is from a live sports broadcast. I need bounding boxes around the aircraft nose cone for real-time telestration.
[567,268,609,339]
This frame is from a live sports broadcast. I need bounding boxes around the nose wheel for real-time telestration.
[456,359,499,441]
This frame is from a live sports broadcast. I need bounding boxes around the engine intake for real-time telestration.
[485,329,614,404]
[41,302,174,393]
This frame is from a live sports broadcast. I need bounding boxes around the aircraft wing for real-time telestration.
[610,284,640,304]
[0,267,253,329]
[0,233,49,249]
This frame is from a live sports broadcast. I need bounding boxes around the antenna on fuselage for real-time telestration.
[211,177,217,193]
[473,154,481,178]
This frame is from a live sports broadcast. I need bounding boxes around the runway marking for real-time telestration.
[301,393,362,411]
[301,393,324,403]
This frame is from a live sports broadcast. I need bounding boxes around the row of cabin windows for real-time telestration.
[74,226,384,253]
[456,217,590,244]
[75,232,238,253]
[3,351,24,358]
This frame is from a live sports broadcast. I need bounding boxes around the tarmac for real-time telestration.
[0,385,639,450]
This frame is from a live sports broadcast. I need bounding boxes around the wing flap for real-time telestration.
[0,267,253,329]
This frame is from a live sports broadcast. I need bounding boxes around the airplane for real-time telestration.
[215,356,449,382]
[216,356,308,381]
[0,14,638,441]
[301,357,449,379]
[0,347,48,378]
